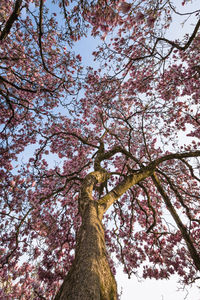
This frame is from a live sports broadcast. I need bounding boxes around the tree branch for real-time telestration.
[154,19,200,51]
[0,0,22,41]
[152,173,200,271]
[98,150,200,214]
[157,169,200,224]
[99,168,153,214]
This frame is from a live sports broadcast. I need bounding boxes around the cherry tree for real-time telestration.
[0,0,200,299]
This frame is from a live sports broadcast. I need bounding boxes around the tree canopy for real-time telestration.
[0,0,200,299]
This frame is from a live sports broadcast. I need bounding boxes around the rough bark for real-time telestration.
[54,150,200,299]
[54,200,117,300]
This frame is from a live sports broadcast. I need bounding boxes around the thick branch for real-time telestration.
[99,168,152,214]
[154,19,200,51]
[79,170,109,217]
[152,150,200,166]
[38,0,53,75]
[152,173,200,271]
[98,150,200,215]
[94,144,142,170]
[0,0,22,41]
[38,0,64,80]
[0,74,37,93]
[158,170,200,224]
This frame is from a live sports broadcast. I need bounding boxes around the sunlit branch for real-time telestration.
[99,150,200,214]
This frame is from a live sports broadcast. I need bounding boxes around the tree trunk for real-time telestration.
[54,200,117,300]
